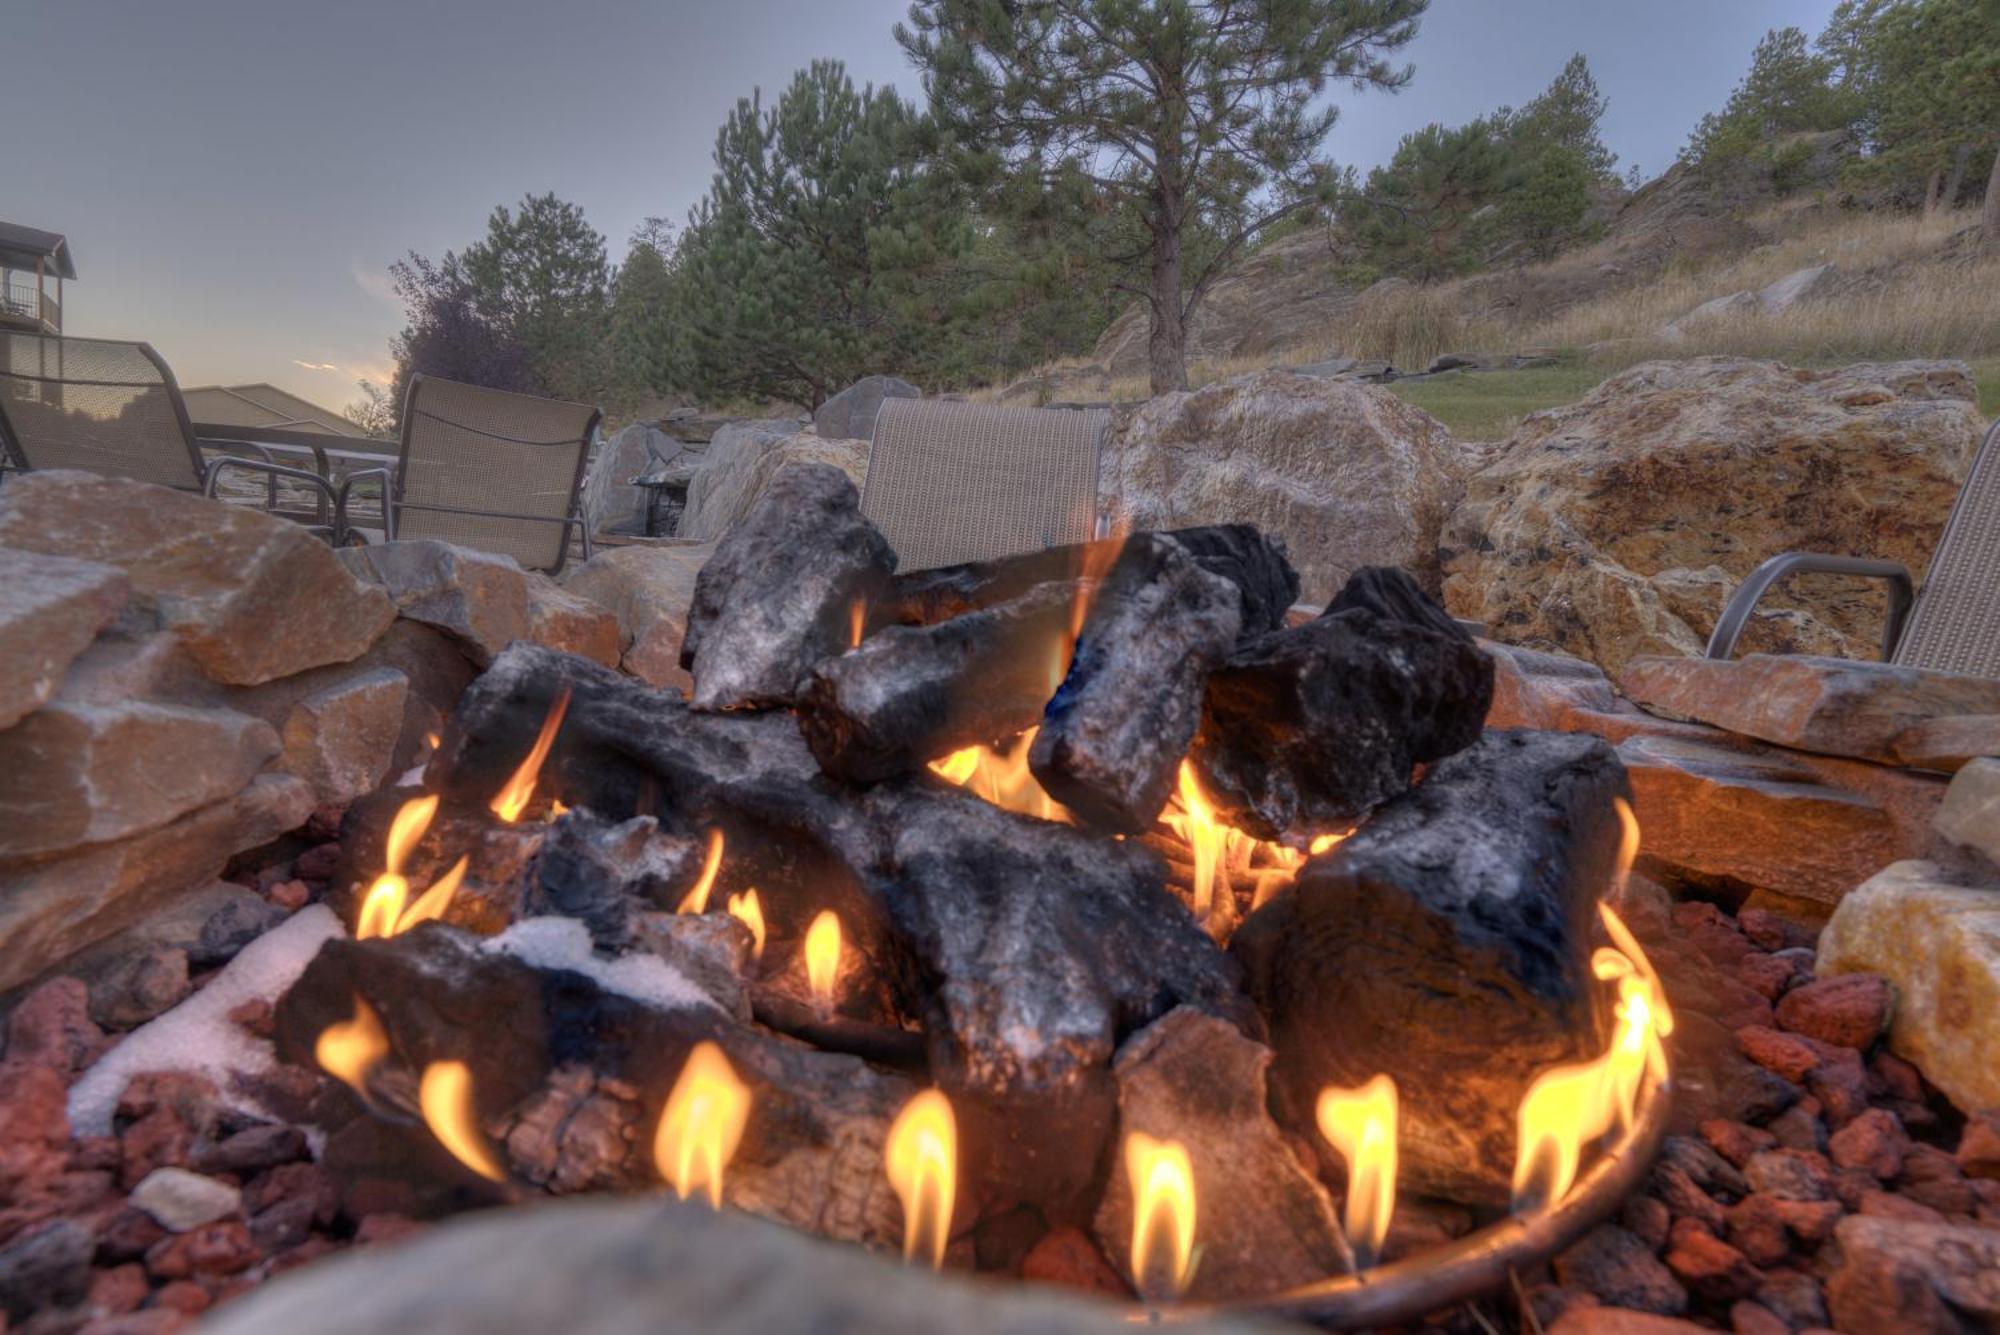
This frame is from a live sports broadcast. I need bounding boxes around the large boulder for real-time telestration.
[339,540,619,669]
[1442,358,1984,676]
[813,375,919,442]
[581,421,686,536]
[0,472,395,685]
[677,425,868,543]
[0,548,129,731]
[1101,370,1466,603]
[560,543,715,691]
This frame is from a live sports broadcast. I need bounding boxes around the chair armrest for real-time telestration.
[201,456,341,538]
[337,467,397,543]
[1705,552,1915,662]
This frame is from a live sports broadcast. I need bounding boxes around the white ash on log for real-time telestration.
[1094,1007,1352,1301]
[1232,729,1629,1207]
[797,581,1078,783]
[680,463,897,711]
[881,525,1297,638]
[521,808,707,950]
[1190,566,1494,839]
[1030,534,1244,832]
[274,924,912,1247]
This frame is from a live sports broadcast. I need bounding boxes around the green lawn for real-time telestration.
[1390,356,2000,442]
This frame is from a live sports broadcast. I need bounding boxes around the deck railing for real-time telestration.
[1,280,59,330]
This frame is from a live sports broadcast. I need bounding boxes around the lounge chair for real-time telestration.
[338,374,601,575]
[1707,417,2000,678]
[859,398,1110,570]
[0,331,339,529]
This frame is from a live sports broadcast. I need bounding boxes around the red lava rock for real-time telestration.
[267,1235,341,1276]
[1700,1119,1776,1168]
[1622,1195,1672,1251]
[0,1062,71,1193]
[1736,908,1817,953]
[1869,1050,1925,1104]
[193,1125,305,1177]
[1734,1027,1819,1083]
[1753,1267,1828,1329]
[306,805,345,842]
[1020,1226,1128,1297]
[68,1136,119,1174]
[1546,1311,1710,1335]
[96,1208,168,1263]
[1522,1283,1599,1330]
[243,1162,340,1228]
[1764,1102,1826,1153]
[1664,1218,1761,1301]
[266,880,311,912]
[1728,1299,1790,1335]
[81,1312,194,1335]
[1956,1109,2000,1180]
[354,1214,425,1247]
[1896,1144,1977,1217]
[224,999,275,1040]
[118,1111,193,1192]
[5,979,103,1076]
[1736,952,1804,1001]
[1829,1166,1873,1211]
[1800,1042,1869,1128]
[1672,902,1756,967]
[115,1075,219,1132]
[1769,1196,1842,1243]
[1744,1149,1835,1202]
[1651,1163,1727,1231]
[1827,1107,1909,1179]
[1723,1194,1790,1267]
[292,843,342,884]
[1858,1189,1946,1224]
[1774,974,1890,1050]
[248,1197,315,1254]
[143,1221,256,1280]
[89,1262,150,1316]
[1555,1225,1689,1316]
[148,1280,210,1315]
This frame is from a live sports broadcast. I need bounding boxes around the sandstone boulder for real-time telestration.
[0,472,395,685]
[0,549,129,730]
[581,421,682,536]
[560,543,714,691]
[1101,370,1466,602]
[0,701,277,859]
[339,540,531,665]
[1620,654,2000,765]
[523,575,622,669]
[677,427,868,542]
[279,667,409,805]
[1825,1215,2000,1333]
[1818,860,2000,1113]
[1934,758,2000,867]
[813,375,919,442]
[1442,358,1984,675]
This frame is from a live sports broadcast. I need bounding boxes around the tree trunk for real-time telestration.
[1148,176,1189,397]
[1984,142,2000,252]
[1942,144,1971,211]
[1923,169,1942,215]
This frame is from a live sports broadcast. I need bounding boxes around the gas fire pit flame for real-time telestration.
[418,1060,506,1182]
[314,996,388,1098]
[356,795,444,939]
[1316,1074,1399,1271]
[805,910,842,1009]
[488,685,572,823]
[727,889,766,959]
[1511,799,1671,1213]
[884,1090,957,1270]
[653,1041,752,1209]
[1169,761,1226,918]
[676,829,726,915]
[1125,1131,1197,1303]
[928,729,1066,822]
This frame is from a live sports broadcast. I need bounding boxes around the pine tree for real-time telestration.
[1353,119,1516,277]
[1508,54,1617,181]
[457,193,610,401]
[899,0,1426,395]
[606,235,681,405]
[1682,28,1851,169]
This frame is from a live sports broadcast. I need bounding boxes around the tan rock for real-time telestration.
[0,549,130,730]
[1443,358,1984,676]
[1825,1215,2000,1333]
[1101,370,1467,602]
[0,471,394,685]
[1934,758,2000,867]
[339,540,530,665]
[0,701,278,859]
[1648,565,1852,659]
[677,427,868,543]
[0,774,313,991]
[560,543,714,691]
[1818,860,2000,1113]
[279,668,409,805]
[1890,713,2000,772]
[1621,654,2000,764]
[523,575,620,669]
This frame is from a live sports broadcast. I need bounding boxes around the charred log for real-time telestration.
[523,809,705,951]
[1162,525,1301,637]
[1030,534,1243,832]
[1233,729,1629,1207]
[797,581,1077,783]
[1190,567,1494,839]
[680,464,897,711]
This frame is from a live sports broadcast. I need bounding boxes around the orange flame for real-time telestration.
[805,910,842,1009]
[489,686,571,823]
[677,829,726,915]
[356,794,441,939]
[1511,801,1671,1212]
[1168,762,1226,919]
[393,855,469,934]
[418,1060,506,1182]
[653,1041,752,1208]
[1316,1075,1399,1270]
[548,799,569,820]
[1125,1131,1197,1302]
[1309,831,1349,856]
[885,1090,958,1270]
[927,728,1067,822]
[727,889,766,960]
[314,997,388,1098]
[1066,524,1129,666]
[849,598,867,649]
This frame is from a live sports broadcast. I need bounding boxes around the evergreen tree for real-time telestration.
[606,233,682,405]
[1508,53,1617,181]
[899,0,1427,395]
[1682,28,1851,168]
[1352,119,1516,277]
[457,193,610,401]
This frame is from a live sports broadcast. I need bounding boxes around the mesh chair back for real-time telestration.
[1894,418,2000,679]
[861,398,1107,570]
[0,333,205,488]
[396,376,600,573]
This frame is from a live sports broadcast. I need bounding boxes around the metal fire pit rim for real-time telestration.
[1144,1067,1674,1330]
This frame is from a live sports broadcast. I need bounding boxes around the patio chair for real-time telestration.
[0,331,339,529]
[1706,416,2000,679]
[860,398,1109,571]
[338,374,600,575]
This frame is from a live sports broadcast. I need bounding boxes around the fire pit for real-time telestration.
[266,463,1674,1321]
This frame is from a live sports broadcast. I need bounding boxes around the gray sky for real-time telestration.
[5,0,1841,412]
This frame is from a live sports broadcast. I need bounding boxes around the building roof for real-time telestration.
[0,222,77,280]
[180,383,371,437]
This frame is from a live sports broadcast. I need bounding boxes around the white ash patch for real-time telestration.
[486,915,722,1013]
